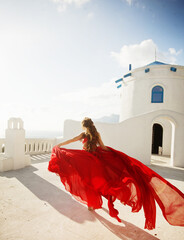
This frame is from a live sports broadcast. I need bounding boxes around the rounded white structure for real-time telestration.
[120,62,184,121]
[119,61,184,167]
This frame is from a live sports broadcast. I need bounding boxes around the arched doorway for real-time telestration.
[152,123,163,154]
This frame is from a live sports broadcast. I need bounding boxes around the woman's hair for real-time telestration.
[82,117,99,152]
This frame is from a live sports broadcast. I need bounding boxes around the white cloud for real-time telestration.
[51,0,91,12]
[168,48,182,56]
[111,39,157,69]
[111,39,183,69]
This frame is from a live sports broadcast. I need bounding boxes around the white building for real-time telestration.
[118,61,184,167]
[60,61,184,168]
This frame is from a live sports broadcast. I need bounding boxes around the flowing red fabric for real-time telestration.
[48,145,184,230]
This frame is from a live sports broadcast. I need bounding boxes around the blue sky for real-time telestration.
[0,0,183,134]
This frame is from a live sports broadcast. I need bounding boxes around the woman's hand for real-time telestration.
[57,143,63,148]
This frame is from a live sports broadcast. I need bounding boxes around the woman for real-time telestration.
[48,117,184,230]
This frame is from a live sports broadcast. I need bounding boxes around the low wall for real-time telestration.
[0,138,56,155]
[25,138,56,155]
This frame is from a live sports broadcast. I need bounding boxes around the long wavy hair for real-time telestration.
[82,117,99,152]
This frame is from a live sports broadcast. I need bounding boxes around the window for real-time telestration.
[151,86,164,103]
[145,68,150,73]
[170,67,177,72]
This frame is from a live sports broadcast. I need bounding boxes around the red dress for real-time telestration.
[48,138,184,230]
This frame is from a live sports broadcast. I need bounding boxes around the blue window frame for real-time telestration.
[170,67,177,72]
[151,86,164,103]
[145,68,150,73]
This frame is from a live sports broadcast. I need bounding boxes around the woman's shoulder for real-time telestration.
[80,132,86,140]
[81,132,86,138]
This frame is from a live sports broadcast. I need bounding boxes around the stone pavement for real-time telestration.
[0,154,184,240]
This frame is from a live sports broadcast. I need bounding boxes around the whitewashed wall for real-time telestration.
[57,110,184,167]
[120,64,184,121]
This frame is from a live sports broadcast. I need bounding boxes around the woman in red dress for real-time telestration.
[48,117,184,230]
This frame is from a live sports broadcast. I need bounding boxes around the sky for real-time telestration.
[0,0,184,136]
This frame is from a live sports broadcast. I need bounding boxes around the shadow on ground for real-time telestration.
[0,165,95,223]
[93,208,159,240]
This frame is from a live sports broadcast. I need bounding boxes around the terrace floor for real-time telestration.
[0,154,184,240]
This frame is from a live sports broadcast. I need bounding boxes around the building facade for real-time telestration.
[118,61,184,167]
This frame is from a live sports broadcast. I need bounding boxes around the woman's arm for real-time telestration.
[57,133,84,147]
[98,133,111,151]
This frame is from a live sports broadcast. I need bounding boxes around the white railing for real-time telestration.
[25,138,56,155]
[0,138,5,153]
[0,138,56,155]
